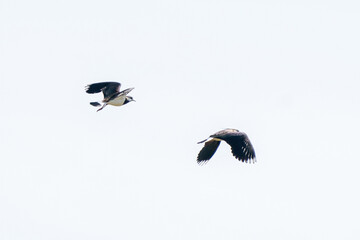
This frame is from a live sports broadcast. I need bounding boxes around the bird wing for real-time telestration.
[85,82,121,99]
[106,87,135,102]
[118,87,134,96]
[223,134,256,163]
[197,139,221,164]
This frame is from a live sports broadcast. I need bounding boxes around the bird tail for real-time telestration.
[90,102,101,107]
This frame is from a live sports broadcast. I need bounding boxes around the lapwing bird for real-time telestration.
[197,128,256,165]
[85,82,135,112]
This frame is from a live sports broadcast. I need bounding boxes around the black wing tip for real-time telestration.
[197,151,211,164]
[236,156,257,163]
[233,149,256,163]
[85,84,100,94]
[85,82,121,94]
[197,158,210,165]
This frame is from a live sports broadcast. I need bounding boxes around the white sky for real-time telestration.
[1,0,360,239]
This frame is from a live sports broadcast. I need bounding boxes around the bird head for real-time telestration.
[124,96,136,104]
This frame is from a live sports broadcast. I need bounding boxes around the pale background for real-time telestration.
[1,0,360,239]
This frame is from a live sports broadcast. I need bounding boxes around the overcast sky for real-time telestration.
[1,0,360,239]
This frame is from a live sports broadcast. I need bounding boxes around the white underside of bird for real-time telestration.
[107,95,126,106]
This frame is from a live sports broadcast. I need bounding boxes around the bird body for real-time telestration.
[197,128,256,164]
[107,95,127,106]
[85,82,135,111]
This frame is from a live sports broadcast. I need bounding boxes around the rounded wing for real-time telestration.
[197,139,221,165]
[85,82,121,99]
[223,133,256,163]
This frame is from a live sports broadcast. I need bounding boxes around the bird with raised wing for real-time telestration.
[85,82,135,112]
[197,128,256,165]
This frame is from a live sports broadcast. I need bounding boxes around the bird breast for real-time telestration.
[107,95,126,106]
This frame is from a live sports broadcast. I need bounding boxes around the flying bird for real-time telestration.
[197,128,256,165]
[85,82,135,111]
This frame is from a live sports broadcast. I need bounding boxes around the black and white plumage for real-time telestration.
[85,82,135,111]
[197,128,256,165]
